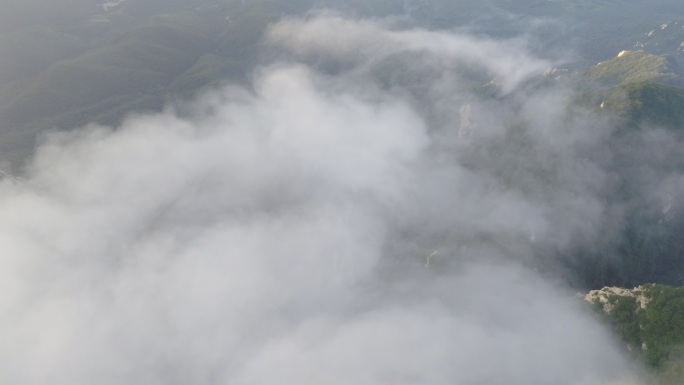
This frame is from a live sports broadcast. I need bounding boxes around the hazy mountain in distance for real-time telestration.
[1,0,684,166]
[0,0,97,33]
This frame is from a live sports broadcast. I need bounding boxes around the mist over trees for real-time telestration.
[2,0,684,383]
[1,1,684,290]
[1,1,684,286]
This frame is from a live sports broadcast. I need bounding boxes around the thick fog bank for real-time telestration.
[0,15,648,384]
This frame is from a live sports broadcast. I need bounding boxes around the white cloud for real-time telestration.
[0,15,644,385]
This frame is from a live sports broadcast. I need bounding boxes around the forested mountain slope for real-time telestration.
[585,284,684,381]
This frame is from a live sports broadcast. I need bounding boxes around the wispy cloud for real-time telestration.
[0,14,647,385]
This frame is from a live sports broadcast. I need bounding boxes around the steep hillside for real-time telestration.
[601,81,684,128]
[584,50,684,129]
[585,285,684,369]
[587,50,683,87]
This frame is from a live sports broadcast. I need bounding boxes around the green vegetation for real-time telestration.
[585,51,684,128]
[587,50,682,87]
[658,349,684,385]
[590,285,684,369]
[602,81,684,128]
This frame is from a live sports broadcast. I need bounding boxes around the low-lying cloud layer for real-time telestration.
[0,14,647,384]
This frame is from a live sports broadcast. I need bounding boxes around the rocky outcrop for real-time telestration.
[584,286,651,313]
